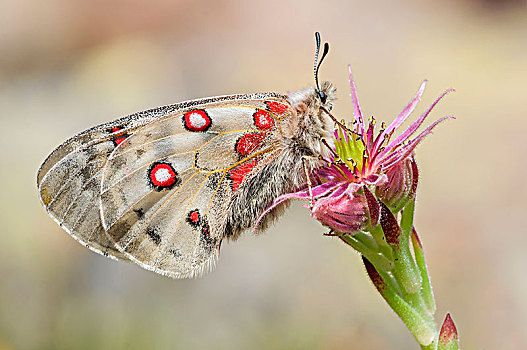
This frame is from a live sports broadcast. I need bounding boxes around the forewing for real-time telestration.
[100,99,293,277]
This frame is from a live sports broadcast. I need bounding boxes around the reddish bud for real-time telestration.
[439,313,459,348]
[376,156,418,212]
[312,183,368,234]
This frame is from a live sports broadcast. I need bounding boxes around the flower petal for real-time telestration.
[371,80,427,155]
[381,116,454,170]
[376,89,454,161]
[254,181,343,233]
[348,65,366,134]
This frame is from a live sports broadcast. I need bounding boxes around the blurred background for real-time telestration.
[1,0,526,349]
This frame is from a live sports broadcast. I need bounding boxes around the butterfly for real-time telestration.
[37,33,336,278]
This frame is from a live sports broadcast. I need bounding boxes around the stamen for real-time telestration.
[360,137,367,148]
[345,158,360,179]
[361,151,368,177]
[362,149,369,159]
[346,158,357,167]
[386,130,395,144]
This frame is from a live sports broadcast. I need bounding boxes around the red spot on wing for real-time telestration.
[183,109,211,132]
[265,101,289,115]
[235,132,267,156]
[110,126,129,146]
[186,209,201,228]
[228,157,260,192]
[114,137,127,146]
[190,211,200,223]
[253,110,275,130]
[149,162,179,189]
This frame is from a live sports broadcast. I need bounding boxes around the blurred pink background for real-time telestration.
[1,0,526,349]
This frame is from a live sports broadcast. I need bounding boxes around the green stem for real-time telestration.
[412,228,436,314]
[370,224,394,261]
[392,243,422,294]
[340,235,394,271]
[363,258,436,346]
[393,199,422,294]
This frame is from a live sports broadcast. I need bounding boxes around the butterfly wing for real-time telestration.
[37,112,164,260]
[99,97,293,278]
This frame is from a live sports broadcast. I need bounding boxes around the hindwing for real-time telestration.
[37,113,161,260]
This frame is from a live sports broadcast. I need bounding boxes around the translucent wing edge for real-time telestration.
[41,198,122,261]
[127,247,220,279]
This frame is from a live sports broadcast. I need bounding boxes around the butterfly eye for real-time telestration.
[318,90,327,104]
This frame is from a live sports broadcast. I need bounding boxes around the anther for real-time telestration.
[347,158,357,167]
[363,150,368,159]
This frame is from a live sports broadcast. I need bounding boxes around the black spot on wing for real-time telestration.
[146,228,161,245]
[133,208,144,219]
[206,172,223,190]
[169,248,181,259]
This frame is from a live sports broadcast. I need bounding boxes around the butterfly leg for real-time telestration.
[323,230,343,237]
[320,106,355,134]
[320,138,340,160]
[301,156,315,209]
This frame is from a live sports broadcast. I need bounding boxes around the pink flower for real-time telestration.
[257,67,453,234]
[330,66,453,188]
[311,183,367,234]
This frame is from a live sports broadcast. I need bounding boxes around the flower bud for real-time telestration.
[312,183,368,234]
[438,313,459,349]
[375,156,418,212]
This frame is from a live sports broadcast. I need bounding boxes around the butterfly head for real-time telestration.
[317,80,336,110]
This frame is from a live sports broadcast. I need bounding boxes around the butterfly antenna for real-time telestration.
[314,32,330,100]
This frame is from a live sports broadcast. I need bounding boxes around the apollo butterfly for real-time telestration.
[37,33,336,278]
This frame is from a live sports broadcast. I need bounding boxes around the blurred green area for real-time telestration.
[1,0,526,349]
